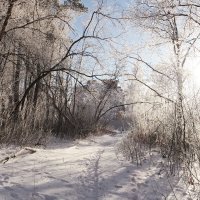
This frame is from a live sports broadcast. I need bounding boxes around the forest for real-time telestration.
[1,0,200,199]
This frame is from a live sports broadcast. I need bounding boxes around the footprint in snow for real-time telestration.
[0,176,10,185]
[176,187,184,192]
[43,194,58,200]
[10,182,25,189]
[137,182,148,188]
[131,177,136,182]
[10,193,20,199]
[114,185,123,188]
[4,186,13,191]
[132,188,137,192]
[3,176,9,181]
[32,192,58,200]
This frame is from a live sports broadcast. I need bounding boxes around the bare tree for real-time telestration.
[126,0,200,171]
[0,0,126,144]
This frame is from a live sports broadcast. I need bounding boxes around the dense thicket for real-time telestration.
[0,0,124,144]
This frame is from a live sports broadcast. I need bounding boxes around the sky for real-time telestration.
[59,0,200,91]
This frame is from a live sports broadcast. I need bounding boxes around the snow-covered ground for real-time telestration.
[0,133,197,200]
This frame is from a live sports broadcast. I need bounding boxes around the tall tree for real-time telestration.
[127,0,200,169]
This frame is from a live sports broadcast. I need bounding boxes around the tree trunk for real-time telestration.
[12,44,21,121]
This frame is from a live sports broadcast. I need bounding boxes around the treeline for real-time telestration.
[0,0,123,144]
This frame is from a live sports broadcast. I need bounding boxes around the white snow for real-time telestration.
[0,134,197,200]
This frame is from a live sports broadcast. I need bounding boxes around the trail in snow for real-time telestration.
[0,134,196,200]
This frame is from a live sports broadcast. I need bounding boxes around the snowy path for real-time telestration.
[0,134,195,200]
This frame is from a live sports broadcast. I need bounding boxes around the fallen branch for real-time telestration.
[0,147,37,164]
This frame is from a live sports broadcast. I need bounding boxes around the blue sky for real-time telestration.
[66,0,158,82]
[58,0,200,90]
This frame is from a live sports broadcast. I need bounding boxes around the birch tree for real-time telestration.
[127,0,200,170]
